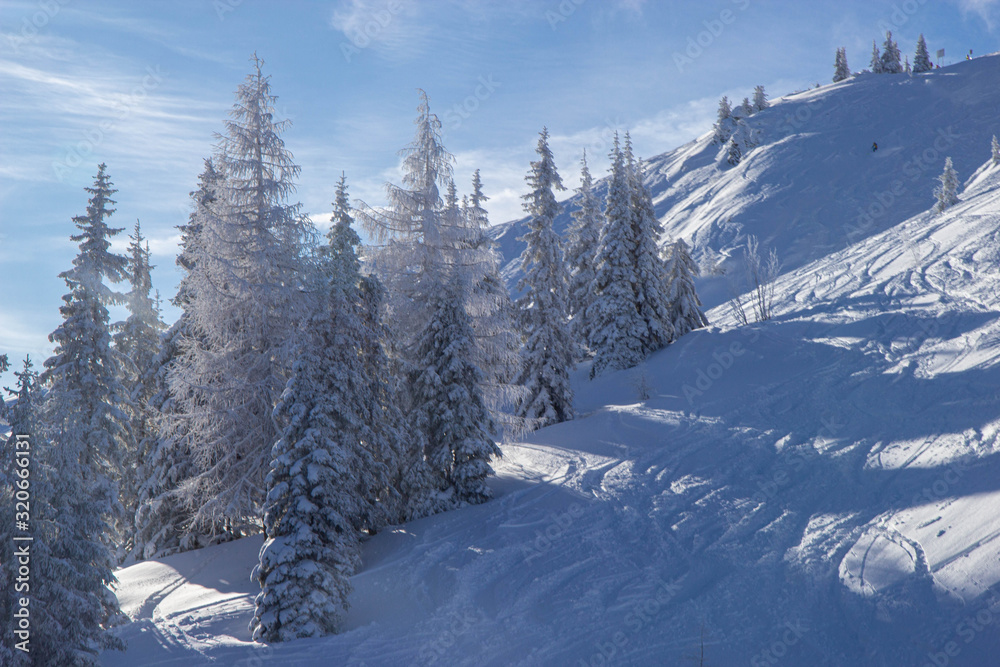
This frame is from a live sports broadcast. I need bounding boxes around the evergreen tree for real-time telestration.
[663,239,709,338]
[38,163,129,664]
[515,128,576,427]
[991,135,999,166]
[834,47,851,82]
[171,55,312,540]
[357,89,457,355]
[728,137,743,166]
[626,138,675,352]
[113,220,165,559]
[588,134,648,378]
[410,277,501,506]
[880,31,902,73]
[565,150,604,354]
[462,170,524,435]
[913,34,933,73]
[712,96,734,144]
[133,159,220,559]
[934,157,959,213]
[727,117,759,167]
[870,41,883,73]
[752,85,768,111]
[250,181,390,641]
[740,96,754,117]
[904,56,911,75]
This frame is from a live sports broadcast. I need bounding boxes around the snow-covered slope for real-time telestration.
[103,58,1000,666]
[496,54,1000,304]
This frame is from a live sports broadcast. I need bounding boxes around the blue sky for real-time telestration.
[1,0,997,386]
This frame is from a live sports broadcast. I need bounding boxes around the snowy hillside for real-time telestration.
[496,54,1000,303]
[102,58,1000,666]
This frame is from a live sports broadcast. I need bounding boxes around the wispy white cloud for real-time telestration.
[953,0,1000,30]
[329,0,429,61]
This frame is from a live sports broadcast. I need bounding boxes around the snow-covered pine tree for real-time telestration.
[834,47,851,82]
[991,135,999,166]
[663,239,709,338]
[324,174,404,530]
[357,89,457,359]
[113,220,165,559]
[37,163,129,664]
[728,136,743,166]
[588,134,647,378]
[870,41,883,73]
[626,136,675,353]
[410,276,501,506]
[171,54,312,540]
[712,96,734,145]
[515,128,576,426]
[880,31,902,74]
[114,221,164,383]
[133,158,220,560]
[904,56,911,75]
[913,34,933,73]
[740,97,754,117]
[250,177,392,642]
[752,85,768,111]
[462,170,524,436]
[934,157,959,213]
[565,150,604,355]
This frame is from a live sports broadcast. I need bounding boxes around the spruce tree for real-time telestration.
[113,220,165,559]
[411,277,501,506]
[172,55,312,539]
[134,159,220,559]
[357,89,457,354]
[934,157,959,213]
[913,34,933,73]
[462,170,524,435]
[752,85,768,111]
[664,239,709,338]
[712,96,734,145]
[38,163,129,664]
[626,138,674,352]
[991,135,999,166]
[515,128,576,427]
[588,134,647,378]
[565,150,604,354]
[834,47,851,82]
[250,180,389,642]
[870,41,883,73]
[880,31,902,73]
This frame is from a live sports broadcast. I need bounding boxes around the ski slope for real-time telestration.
[104,57,1000,666]
[496,53,1000,305]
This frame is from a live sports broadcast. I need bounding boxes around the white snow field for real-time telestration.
[105,56,1000,666]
